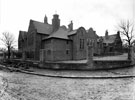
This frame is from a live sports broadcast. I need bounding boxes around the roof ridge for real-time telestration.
[102,33,117,37]
[31,19,52,27]
[34,20,52,26]
[109,34,117,36]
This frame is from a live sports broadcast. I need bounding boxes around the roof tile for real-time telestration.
[45,28,69,40]
[103,34,117,43]
[32,20,52,34]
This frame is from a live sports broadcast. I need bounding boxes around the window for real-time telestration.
[67,41,69,44]
[80,39,81,49]
[80,39,84,49]
[66,50,69,54]
[47,50,51,55]
[82,39,84,49]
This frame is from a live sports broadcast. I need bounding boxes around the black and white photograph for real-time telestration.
[0,0,135,99]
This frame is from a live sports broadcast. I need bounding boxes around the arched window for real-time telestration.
[80,39,84,49]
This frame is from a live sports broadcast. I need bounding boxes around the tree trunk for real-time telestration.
[128,46,131,60]
[8,46,10,59]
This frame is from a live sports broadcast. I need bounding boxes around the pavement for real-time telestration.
[0,63,135,79]
[17,65,135,79]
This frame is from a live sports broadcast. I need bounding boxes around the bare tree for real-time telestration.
[118,20,134,60]
[0,32,16,59]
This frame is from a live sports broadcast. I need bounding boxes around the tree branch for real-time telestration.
[118,20,134,46]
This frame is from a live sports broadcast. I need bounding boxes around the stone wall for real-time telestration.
[39,60,131,70]
[43,39,53,61]
[35,33,48,60]
[86,28,99,54]
[130,47,135,65]
[52,38,72,61]
[43,38,73,61]
[26,20,36,59]
[72,27,87,60]
[9,59,132,70]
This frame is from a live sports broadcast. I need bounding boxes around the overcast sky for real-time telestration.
[0,0,134,48]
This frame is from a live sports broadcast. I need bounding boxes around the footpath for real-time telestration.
[19,67,135,79]
[0,64,135,79]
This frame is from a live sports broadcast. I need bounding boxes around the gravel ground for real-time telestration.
[0,68,135,100]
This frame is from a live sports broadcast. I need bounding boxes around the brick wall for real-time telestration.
[18,31,27,53]
[72,27,87,60]
[53,38,72,61]
[35,33,48,60]
[39,60,131,70]
[87,28,99,54]
[44,38,72,61]
[43,39,53,61]
[26,20,36,60]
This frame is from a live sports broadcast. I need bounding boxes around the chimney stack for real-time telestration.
[68,21,73,31]
[105,30,109,39]
[44,15,48,24]
[52,14,60,32]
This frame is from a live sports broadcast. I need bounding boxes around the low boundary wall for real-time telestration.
[39,60,131,70]
[2,59,132,70]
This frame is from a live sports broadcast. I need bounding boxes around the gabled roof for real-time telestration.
[103,34,117,44]
[68,27,86,36]
[32,20,52,34]
[87,28,99,38]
